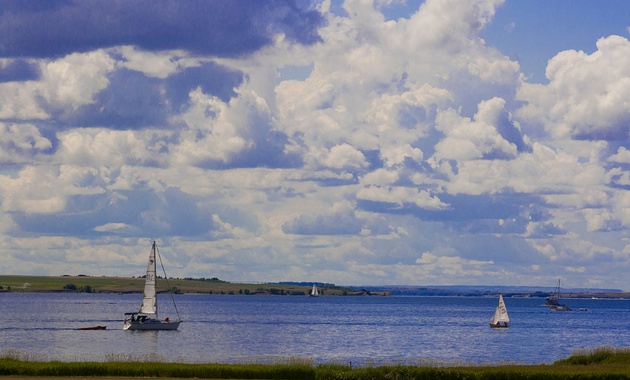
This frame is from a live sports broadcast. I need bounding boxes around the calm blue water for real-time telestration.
[1,293,629,365]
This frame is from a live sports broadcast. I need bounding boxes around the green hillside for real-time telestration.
[0,275,376,296]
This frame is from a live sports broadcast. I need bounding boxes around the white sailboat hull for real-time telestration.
[550,305,572,311]
[124,319,181,331]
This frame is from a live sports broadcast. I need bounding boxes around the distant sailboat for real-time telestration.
[546,279,571,311]
[310,283,319,297]
[489,294,510,328]
[123,241,182,330]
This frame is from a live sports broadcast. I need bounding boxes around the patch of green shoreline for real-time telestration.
[0,275,389,296]
[2,347,630,380]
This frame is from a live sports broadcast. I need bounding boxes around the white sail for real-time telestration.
[490,294,509,325]
[311,284,319,296]
[139,242,158,315]
[124,240,181,331]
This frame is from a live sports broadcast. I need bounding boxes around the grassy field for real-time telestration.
[0,274,376,296]
[2,347,630,379]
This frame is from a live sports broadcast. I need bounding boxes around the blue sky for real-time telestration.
[0,0,629,290]
[481,0,630,83]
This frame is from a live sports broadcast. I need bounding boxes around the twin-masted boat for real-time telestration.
[546,279,572,311]
[123,241,182,330]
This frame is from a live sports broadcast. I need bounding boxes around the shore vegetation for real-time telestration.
[2,346,630,379]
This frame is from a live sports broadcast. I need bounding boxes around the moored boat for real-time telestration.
[547,279,571,311]
[123,241,182,331]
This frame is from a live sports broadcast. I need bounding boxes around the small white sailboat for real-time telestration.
[124,241,181,331]
[489,294,510,328]
[310,283,319,297]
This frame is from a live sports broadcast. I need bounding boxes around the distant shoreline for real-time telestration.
[0,274,389,296]
[1,274,628,298]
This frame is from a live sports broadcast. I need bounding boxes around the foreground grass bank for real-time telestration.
[2,347,630,379]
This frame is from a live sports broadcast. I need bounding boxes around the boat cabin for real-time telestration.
[124,312,172,324]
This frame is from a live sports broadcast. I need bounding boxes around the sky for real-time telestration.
[1,0,630,290]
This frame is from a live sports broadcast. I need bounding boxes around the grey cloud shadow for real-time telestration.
[1,1,325,59]
[11,187,215,238]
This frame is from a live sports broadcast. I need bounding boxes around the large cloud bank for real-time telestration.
[0,0,629,289]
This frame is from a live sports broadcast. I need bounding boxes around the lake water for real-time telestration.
[1,293,629,365]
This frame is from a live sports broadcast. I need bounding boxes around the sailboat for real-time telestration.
[489,294,510,328]
[310,283,319,297]
[123,241,182,330]
[546,279,571,311]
